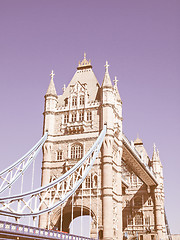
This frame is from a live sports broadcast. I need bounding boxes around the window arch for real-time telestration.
[71,143,83,159]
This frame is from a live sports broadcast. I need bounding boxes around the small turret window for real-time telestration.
[80,96,85,105]
[71,144,83,159]
[87,111,92,121]
[72,97,77,106]
[57,150,63,161]
[148,198,152,206]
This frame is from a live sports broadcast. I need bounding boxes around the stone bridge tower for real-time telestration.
[40,54,168,240]
[40,54,123,240]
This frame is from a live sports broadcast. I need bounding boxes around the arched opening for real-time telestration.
[53,206,95,237]
[69,215,92,237]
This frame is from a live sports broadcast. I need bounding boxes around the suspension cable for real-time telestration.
[90,173,92,236]
[71,174,74,234]
[60,205,63,231]
[96,160,99,239]
[81,169,84,236]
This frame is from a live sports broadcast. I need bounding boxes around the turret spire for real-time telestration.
[113,76,118,86]
[113,76,122,102]
[46,70,57,96]
[152,143,157,160]
[102,61,113,88]
[50,69,55,79]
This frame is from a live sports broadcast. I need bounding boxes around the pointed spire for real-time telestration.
[152,143,157,160]
[46,70,57,96]
[113,76,118,87]
[113,76,122,102]
[102,61,113,88]
[62,84,66,93]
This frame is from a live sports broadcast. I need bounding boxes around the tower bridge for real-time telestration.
[0,55,171,240]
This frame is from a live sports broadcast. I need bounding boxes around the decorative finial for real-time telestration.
[157,149,159,157]
[153,143,156,153]
[84,52,86,60]
[62,84,66,93]
[105,61,109,73]
[113,76,118,86]
[50,70,55,80]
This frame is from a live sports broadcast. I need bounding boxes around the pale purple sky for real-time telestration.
[0,0,179,234]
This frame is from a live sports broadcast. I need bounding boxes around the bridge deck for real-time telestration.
[122,134,158,186]
[0,220,95,240]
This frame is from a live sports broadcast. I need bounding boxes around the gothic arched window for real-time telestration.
[135,213,143,225]
[80,95,85,105]
[64,113,69,123]
[87,111,92,121]
[72,113,77,122]
[72,97,77,106]
[79,111,84,121]
[71,144,83,159]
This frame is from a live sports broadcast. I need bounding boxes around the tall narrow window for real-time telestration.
[71,144,83,159]
[57,150,63,160]
[127,215,133,225]
[72,97,77,106]
[79,111,84,121]
[148,198,152,206]
[64,98,68,106]
[135,213,143,225]
[64,114,69,123]
[145,216,150,225]
[80,96,85,105]
[87,111,92,121]
[72,113,77,122]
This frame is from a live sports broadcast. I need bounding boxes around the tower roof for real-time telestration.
[59,54,100,103]
[46,70,57,96]
[102,61,113,88]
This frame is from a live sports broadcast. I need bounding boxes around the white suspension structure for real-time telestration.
[0,132,48,194]
[0,125,106,220]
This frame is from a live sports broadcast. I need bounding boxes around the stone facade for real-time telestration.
[39,54,168,240]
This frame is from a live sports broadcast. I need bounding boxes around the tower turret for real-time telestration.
[151,144,166,239]
[101,61,123,240]
[44,70,58,134]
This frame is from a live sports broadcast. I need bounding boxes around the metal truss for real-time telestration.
[0,125,106,218]
[0,133,48,194]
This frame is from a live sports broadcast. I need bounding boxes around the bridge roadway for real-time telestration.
[0,220,94,240]
[122,134,158,187]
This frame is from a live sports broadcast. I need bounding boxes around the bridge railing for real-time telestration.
[0,220,95,240]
